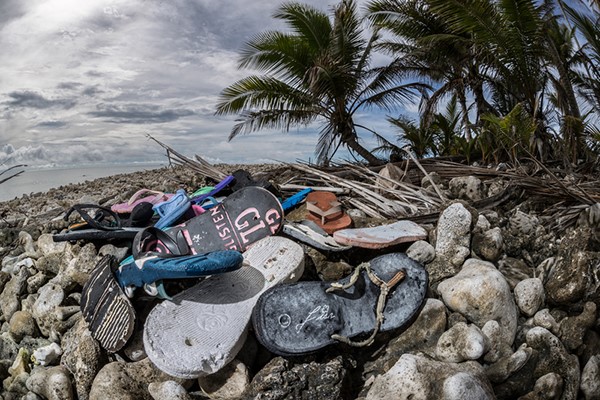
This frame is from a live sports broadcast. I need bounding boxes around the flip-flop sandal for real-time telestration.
[332,220,428,249]
[305,191,352,234]
[282,220,351,252]
[190,185,215,198]
[190,175,235,205]
[252,252,428,356]
[53,203,153,242]
[143,236,304,378]
[229,169,282,198]
[153,189,191,229]
[281,188,313,213]
[52,227,146,242]
[111,189,172,214]
[80,250,244,353]
[133,186,284,257]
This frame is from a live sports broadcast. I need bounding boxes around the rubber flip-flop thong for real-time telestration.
[305,191,352,234]
[332,220,428,249]
[133,186,284,257]
[153,189,191,229]
[252,252,428,356]
[282,220,351,252]
[281,188,312,212]
[111,189,172,214]
[143,236,304,378]
[81,250,244,353]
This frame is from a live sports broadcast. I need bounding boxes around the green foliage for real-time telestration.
[216,0,423,165]
[388,116,437,158]
[217,0,600,166]
[479,103,538,164]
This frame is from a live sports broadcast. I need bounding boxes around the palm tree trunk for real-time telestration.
[344,135,382,165]
[457,89,472,142]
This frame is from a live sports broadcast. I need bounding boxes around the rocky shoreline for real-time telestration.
[0,163,598,399]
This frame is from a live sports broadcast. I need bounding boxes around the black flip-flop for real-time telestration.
[53,202,154,242]
[81,255,136,353]
[229,169,281,198]
[252,252,428,355]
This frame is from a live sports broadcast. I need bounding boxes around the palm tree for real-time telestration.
[366,0,487,141]
[215,0,424,165]
[387,116,437,158]
[368,0,597,163]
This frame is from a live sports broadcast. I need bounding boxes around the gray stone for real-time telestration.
[503,210,541,257]
[421,171,443,188]
[61,319,106,400]
[472,227,503,262]
[98,244,130,261]
[8,310,37,342]
[32,282,64,337]
[242,356,347,400]
[543,251,595,306]
[533,309,560,334]
[198,359,249,399]
[475,215,491,232]
[482,320,513,363]
[31,342,62,367]
[26,365,74,400]
[51,243,97,291]
[36,234,68,257]
[365,299,447,375]
[23,392,43,400]
[558,302,597,352]
[89,358,190,400]
[484,343,532,383]
[428,202,473,282]
[519,372,564,400]
[366,354,494,400]
[0,332,19,361]
[581,355,600,400]
[526,327,580,400]
[17,232,39,258]
[0,266,29,321]
[514,278,545,317]
[442,372,493,400]
[449,176,484,201]
[4,347,31,397]
[26,272,48,295]
[435,322,488,363]
[540,228,600,306]
[148,381,191,400]
[438,258,518,346]
[406,240,435,264]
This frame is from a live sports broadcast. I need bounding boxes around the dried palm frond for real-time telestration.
[146,134,227,181]
[286,162,442,219]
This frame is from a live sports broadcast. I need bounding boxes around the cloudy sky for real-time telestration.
[0,0,410,168]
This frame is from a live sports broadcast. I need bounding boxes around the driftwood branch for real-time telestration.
[0,164,26,185]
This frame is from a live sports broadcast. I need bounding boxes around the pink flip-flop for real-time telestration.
[111,189,173,214]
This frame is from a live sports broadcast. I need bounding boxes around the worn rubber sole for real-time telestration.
[252,252,428,355]
[143,236,305,378]
[283,220,351,252]
[81,255,135,353]
[332,220,428,249]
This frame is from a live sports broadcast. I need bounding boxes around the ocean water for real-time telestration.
[0,163,167,202]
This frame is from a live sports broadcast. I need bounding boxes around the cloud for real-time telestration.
[35,120,68,128]
[5,91,77,110]
[87,103,195,124]
[0,0,400,167]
